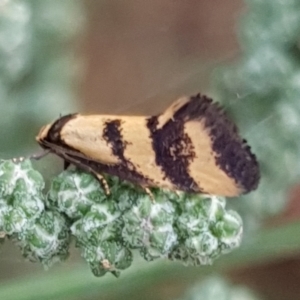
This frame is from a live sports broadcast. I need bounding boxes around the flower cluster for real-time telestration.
[0,159,70,266]
[48,169,242,276]
[0,159,243,277]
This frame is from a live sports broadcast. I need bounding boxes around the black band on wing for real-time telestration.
[172,94,260,193]
[146,115,200,193]
[102,119,151,186]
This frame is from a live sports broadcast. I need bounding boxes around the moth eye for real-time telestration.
[46,120,64,142]
[47,130,60,142]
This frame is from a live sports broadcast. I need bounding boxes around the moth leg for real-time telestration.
[61,154,111,195]
[76,166,110,195]
[94,172,110,195]
[143,187,155,202]
[175,190,181,197]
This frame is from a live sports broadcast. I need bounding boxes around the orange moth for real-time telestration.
[36,94,260,197]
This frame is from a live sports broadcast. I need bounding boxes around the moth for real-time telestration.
[36,94,260,197]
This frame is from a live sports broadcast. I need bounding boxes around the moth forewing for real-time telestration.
[36,94,260,197]
[59,115,121,165]
[184,120,241,196]
[156,96,190,129]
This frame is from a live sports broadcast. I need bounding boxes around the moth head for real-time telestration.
[36,113,77,148]
[36,124,51,141]
[36,123,54,149]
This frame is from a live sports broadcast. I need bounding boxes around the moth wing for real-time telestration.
[183,120,241,196]
[156,96,190,129]
[156,94,260,196]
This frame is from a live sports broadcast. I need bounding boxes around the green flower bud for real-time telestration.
[48,170,107,219]
[81,238,132,277]
[0,159,44,200]
[3,207,27,234]
[0,160,45,235]
[170,196,242,265]
[71,203,122,244]
[122,193,178,261]
[16,210,70,266]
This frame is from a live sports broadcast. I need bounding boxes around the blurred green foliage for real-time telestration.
[213,0,300,226]
[177,276,262,300]
[0,0,83,157]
